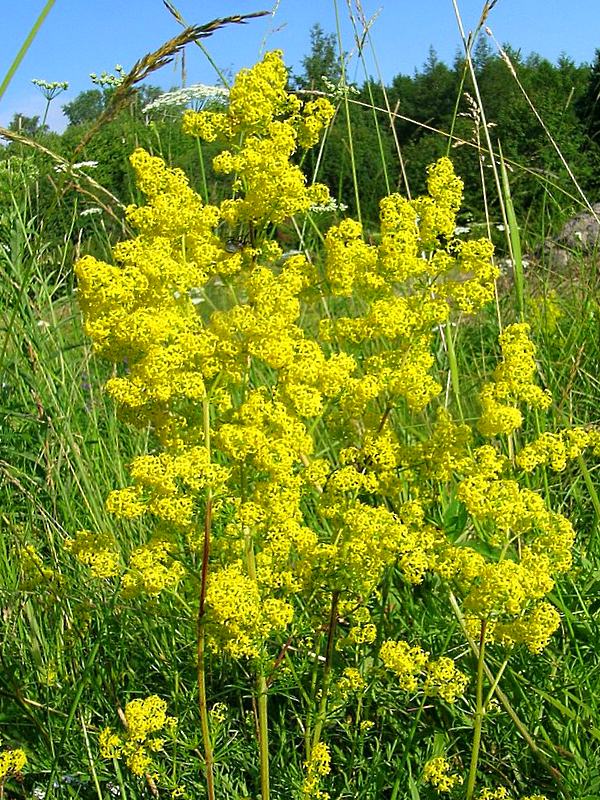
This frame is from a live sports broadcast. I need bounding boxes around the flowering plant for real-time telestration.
[74,50,595,800]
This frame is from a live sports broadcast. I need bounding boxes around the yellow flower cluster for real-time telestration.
[478,323,551,437]
[75,58,343,660]
[478,790,547,800]
[18,543,60,591]
[183,50,333,225]
[204,561,293,659]
[401,407,472,483]
[76,155,223,442]
[99,695,176,777]
[312,499,437,598]
[487,601,562,653]
[380,640,467,702]
[75,46,581,681]
[302,741,331,800]
[423,756,463,793]
[65,530,120,578]
[318,157,497,416]
[122,537,186,598]
[335,667,366,701]
[107,448,230,532]
[0,747,26,781]
[517,427,600,472]
[423,656,470,703]
[423,435,575,650]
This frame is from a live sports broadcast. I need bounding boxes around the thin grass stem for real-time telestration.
[466,619,487,800]
[0,0,56,102]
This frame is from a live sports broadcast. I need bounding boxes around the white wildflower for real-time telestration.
[310,197,348,213]
[72,161,98,170]
[32,78,69,100]
[322,76,359,101]
[143,84,229,115]
[54,161,98,174]
[90,66,126,88]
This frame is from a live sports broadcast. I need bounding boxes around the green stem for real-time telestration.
[243,529,270,800]
[466,619,487,800]
[311,590,340,750]
[498,143,525,321]
[445,319,463,420]
[395,692,427,780]
[484,658,508,709]
[197,630,215,800]
[41,98,51,130]
[197,394,215,800]
[578,455,600,550]
[0,0,56,102]
[196,137,209,203]
[257,671,270,800]
[333,0,361,223]
[450,593,567,793]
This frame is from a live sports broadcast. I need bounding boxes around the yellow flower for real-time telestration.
[122,537,185,598]
[423,657,468,703]
[99,696,176,778]
[302,741,331,800]
[336,667,365,700]
[65,530,120,579]
[380,639,429,692]
[478,323,551,436]
[18,544,60,591]
[99,727,123,759]
[423,756,463,793]
[0,748,27,780]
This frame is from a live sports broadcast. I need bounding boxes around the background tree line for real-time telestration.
[2,24,600,250]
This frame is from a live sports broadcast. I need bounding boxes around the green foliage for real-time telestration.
[577,48,600,143]
[7,112,47,136]
[62,88,107,126]
[294,23,341,92]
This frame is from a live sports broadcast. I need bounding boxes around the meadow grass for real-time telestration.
[1,4,600,800]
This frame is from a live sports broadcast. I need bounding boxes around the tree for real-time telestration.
[62,85,163,128]
[577,48,600,142]
[62,89,107,127]
[294,24,341,91]
[7,113,47,136]
[472,35,493,75]
[389,47,459,148]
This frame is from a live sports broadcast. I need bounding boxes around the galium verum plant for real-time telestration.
[74,50,598,799]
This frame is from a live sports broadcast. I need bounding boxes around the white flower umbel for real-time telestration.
[90,66,125,88]
[32,78,69,100]
[54,161,98,173]
[143,84,229,115]
[310,197,348,213]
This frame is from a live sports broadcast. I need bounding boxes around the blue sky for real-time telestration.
[1,0,599,132]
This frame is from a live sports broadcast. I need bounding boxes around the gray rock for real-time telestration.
[540,202,600,268]
[541,240,571,270]
[556,202,600,251]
